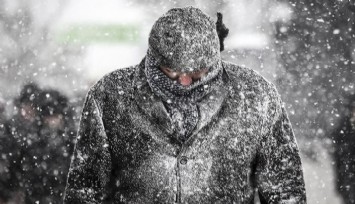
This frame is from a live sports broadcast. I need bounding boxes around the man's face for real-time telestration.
[20,103,37,122]
[160,66,209,86]
[43,114,64,130]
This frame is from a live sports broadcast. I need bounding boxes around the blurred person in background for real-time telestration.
[17,89,75,203]
[0,94,6,141]
[332,94,355,204]
[0,83,42,203]
[9,83,42,136]
[0,94,8,204]
[0,84,76,203]
[64,7,306,203]
[0,95,5,133]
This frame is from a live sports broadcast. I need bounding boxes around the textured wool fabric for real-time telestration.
[145,7,224,141]
[64,6,306,204]
[145,49,223,102]
[148,7,221,74]
[145,50,224,141]
[64,61,307,203]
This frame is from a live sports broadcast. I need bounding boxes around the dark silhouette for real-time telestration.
[333,94,355,204]
[216,12,229,52]
[0,84,76,203]
[0,94,9,204]
[0,83,42,203]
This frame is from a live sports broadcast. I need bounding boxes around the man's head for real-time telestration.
[147,7,221,86]
[39,89,69,130]
[15,83,41,122]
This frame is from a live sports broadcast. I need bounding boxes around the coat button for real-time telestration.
[180,156,188,165]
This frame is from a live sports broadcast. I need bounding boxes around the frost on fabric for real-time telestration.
[64,60,306,203]
[64,6,306,204]
[148,7,221,77]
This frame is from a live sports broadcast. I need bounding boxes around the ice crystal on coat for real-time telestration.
[64,6,306,204]
[64,60,306,204]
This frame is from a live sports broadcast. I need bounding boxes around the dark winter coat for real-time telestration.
[0,90,76,203]
[333,114,355,203]
[64,60,306,204]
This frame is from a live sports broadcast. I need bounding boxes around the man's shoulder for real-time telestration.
[222,61,280,102]
[88,65,138,101]
[223,61,272,88]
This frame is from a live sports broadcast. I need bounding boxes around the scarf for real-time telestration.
[145,7,224,142]
[145,50,223,142]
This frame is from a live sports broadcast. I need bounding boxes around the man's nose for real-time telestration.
[178,73,193,86]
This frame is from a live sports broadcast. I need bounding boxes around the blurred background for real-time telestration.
[0,0,354,203]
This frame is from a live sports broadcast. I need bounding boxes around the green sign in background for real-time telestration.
[57,24,140,44]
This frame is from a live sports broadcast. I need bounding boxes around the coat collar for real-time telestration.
[131,58,230,145]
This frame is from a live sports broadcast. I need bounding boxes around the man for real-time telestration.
[1,85,75,203]
[0,83,42,203]
[0,94,8,204]
[65,7,306,203]
[0,94,6,139]
[15,89,75,203]
[332,95,355,204]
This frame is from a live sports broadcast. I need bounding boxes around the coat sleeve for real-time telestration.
[255,90,307,204]
[64,90,112,203]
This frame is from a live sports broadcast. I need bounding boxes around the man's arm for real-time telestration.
[64,90,112,203]
[256,89,307,204]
